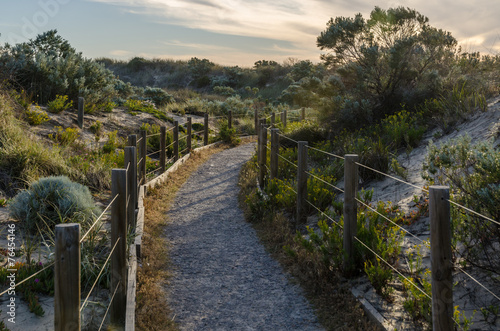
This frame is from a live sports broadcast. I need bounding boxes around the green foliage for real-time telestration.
[317,6,457,124]
[125,99,172,121]
[102,130,121,154]
[8,176,100,235]
[48,126,80,146]
[25,105,49,125]
[47,95,73,113]
[364,258,394,299]
[401,269,432,324]
[143,87,175,107]
[280,121,325,147]
[423,135,500,273]
[0,30,118,104]
[216,119,239,145]
[419,82,487,133]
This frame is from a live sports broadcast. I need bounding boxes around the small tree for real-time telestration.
[316,6,457,126]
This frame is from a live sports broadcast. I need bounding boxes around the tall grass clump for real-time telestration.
[0,92,68,195]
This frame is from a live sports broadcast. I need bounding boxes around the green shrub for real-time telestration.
[47,95,73,113]
[216,119,239,145]
[49,126,80,146]
[423,135,500,273]
[143,87,175,107]
[25,105,50,125]
[102,130,121,154]
[8,176,100,235]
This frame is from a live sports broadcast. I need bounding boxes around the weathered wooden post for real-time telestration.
[271,112,275,127]
[140,130,147,185]
[127,135,138,208]
[204,113,209,146]
[160,126,166,172]
[78,97,84,129]
[270,128,279,180]
[301,107,305,121]
[228,110,232,129]
[430,186,453,331]
[343,154,358,274]
[259,124,267,188]
[111,168,128,327]
[174,121,179,161]
[296,141,308,226]
[55,224,80,331]
[187,117,192,151]
[282,109,287,128]
[124,146,137,230]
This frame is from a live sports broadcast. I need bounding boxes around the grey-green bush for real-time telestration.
[9,176,100,235]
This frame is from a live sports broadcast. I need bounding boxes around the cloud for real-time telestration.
[109,49,133,57]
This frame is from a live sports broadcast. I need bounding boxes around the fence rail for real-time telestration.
[255,119,500,330]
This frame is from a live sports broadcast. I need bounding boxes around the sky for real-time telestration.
[0,0,499,67]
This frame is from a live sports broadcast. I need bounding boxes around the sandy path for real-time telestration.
[165,143,323,331]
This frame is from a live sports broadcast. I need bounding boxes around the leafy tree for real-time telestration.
[188,57,214,88]
[316,6,457,126]
[0,30,118,105]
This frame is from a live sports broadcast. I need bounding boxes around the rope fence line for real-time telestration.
[166,141,176,149]
[136,137,143,143]
[307,145,345,160]
[448,199,500,227]
[305,171,344,193]
[276,132,298,145]
[305,199,342,228]
[353,236,432,300]
[81,238,121,312]
[0,262,56,297]
[282,182,297,195]
[137,157,144,167]
[354,197,425,244]
[80,194,119,243]
[98,280,121,331]
[354,161,428,193]
[146,132,162,138]
[455,265,500,302]
[146,150,160,157]
[277,153,298,169]
[146,167,162,177]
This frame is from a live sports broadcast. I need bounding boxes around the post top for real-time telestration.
[55,223,80,228]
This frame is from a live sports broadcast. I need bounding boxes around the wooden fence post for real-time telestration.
[111,168,128,327]
[204,113,209,146]
[430,186,453,331]
[127,135,138,208]
[55,224,80,331]
[228,110,232,129]
[187,117,192,151]
[140,130,147,185]
[174,121,179,161]
[270,128,279,180]
[124,146,137,230]
[270,112,275,127]
[301,107,305,121]
[160,126,166,172]
[78,97,84,129]
[296,141,308,226]
[259,124,267,188]
[343,154,358,274]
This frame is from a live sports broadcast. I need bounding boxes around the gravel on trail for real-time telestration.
[165,143,324,331]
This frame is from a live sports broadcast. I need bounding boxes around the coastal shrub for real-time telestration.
[8,176,100,235]
[47,95,73,113]
[423,135,500,274]
[49,126,80,146]
[25,105,50,125]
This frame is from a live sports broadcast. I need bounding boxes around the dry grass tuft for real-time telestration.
[238,160,380,331]
[135,144,230,330]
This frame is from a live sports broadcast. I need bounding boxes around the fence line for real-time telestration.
[98,281,121,331]
[255,122,499,329]
[80,194,119,243]
[80,237,121,312]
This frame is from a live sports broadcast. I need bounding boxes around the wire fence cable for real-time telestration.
[80,194,119,243]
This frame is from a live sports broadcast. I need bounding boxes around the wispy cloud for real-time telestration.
[86,0,500,65]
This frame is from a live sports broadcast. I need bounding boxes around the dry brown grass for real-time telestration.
[135,144,231,330]
[238,160,380,331]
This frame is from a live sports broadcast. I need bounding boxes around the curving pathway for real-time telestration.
[165,143,324,330]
